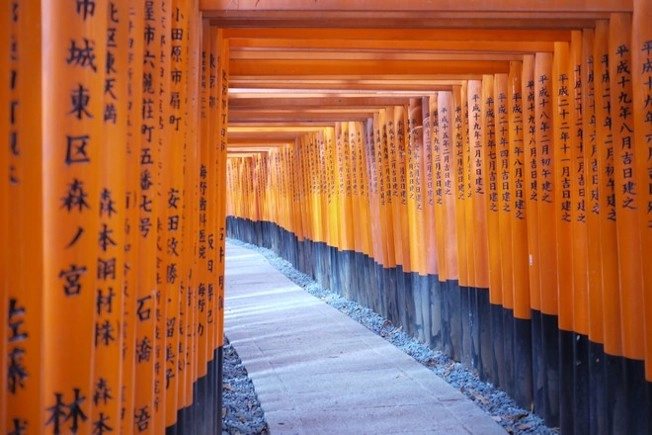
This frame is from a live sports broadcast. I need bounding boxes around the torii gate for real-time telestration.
[1,0,652,434]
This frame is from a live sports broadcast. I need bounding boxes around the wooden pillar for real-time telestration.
[92,2,129,433]
[6,2,44,433]
[633,0,652,384]
[122,0,145,431]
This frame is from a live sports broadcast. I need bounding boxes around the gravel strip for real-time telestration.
[225,238,559,434]
[222,338,269,435]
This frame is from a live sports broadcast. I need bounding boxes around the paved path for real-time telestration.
[225,242,505,434]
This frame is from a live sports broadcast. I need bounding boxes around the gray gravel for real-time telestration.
[224,238,559,434]
[221,338,269,435]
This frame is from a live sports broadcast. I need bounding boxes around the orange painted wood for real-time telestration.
[582,28,605,346]
[483,75,502,306]
[442,91,459,282]
[366,117,385,267]
[337,122,355,251]
[593,20,622,357]
[468,80,490,290]
[325,127,341,250]
[408,99,426,275]
[522,55,541,313]
[387,107,405,269]
[422,96,440,276]
[121,0,146,430]
[495,73,515,311]
[434,93,452,281]
[228,37,556,54]
[507,61,531,320]
[609,13,645,360]
[42,1,107,433]
[215,27,229,353]
[452,86,470,287]
[202,0,631,13]
[231,59,509,77]
[464,81,480,289]
[0,4,8,424]
[222,28,573,43]
[377,110,396,268]
[394,105,412,272]
[133,0,162,429]
[552,40,574,331]
[6,2,44,432]
[197,18,213,389]
[569,31,590,336]
[632,0,652,380]
[92,2,129,432]
[182,1,203,412]
[534,52,558,317]
[375,109,397,267]
[358,125,374,258]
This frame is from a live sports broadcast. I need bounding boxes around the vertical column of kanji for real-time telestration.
[508,60,533,409]
[569,31,590,350]
[423,97,439,278]
[408,98,426,277]
[535,51,560,426]
[441,89,460,361]
[92,2,129,434]
[336,123,351,254]
[552,40,576,434]
[363,118,379,266]
[610,12,645,364]
[311,134,324,245]
[380,110,397,279]
[462,87,482,292]
[522,54,541,333]
[361,122,374,262]
[567,30,592,435]
[394,106,411,275]
[0,4,8,425]
[461,84,477,367]
[434,93,451,284]
[494,72,515,394]
[451,88,468,290]
[429,95,444,350]
[552,40,574,334]
[134,0,162,431]
[214,32,229,422]
[495,73,514,313]
[121,1,144,431]
[196,18,213,434]
[522,54,546,415]
[468,81,487,290]
[311,134,321,246]
[583,30,605,329]
[348,123,361,256]
[163,0,187,425]
[385,109,401,273]
[594,19,623,368]
[482,76,501,308]
[324,127,337,252]
[42,0,107,433]
[483,74,505,389]
[5,2,42,433]
[581,30,608,433]
[633,0,652,383]
[155,0,172,428]
[183,2,202,419]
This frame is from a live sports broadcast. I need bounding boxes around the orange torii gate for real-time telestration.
[3,1,652,434]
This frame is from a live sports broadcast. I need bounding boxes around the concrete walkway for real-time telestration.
[225,242,505,434]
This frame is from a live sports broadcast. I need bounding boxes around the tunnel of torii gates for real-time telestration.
[2,0,652,434]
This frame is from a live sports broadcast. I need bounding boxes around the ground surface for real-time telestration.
[222,239,558,434]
